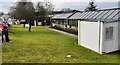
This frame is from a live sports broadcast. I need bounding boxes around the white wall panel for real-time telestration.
[80,21,100,53]
[102,22,119,53]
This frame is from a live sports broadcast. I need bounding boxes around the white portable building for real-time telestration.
[72,8,120,54]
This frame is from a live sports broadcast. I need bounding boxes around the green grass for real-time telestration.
[2,25,119,63]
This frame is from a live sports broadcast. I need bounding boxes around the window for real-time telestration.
[105,27,113,40]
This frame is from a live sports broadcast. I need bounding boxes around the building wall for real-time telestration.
[79,21,100,53]
[102,22,119,53]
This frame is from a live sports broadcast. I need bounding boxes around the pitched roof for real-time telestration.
[52,13,74,19]
[69,8,120,22]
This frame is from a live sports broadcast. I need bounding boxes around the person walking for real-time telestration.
[4,26,9,42]
[2,18,9,42]
[2,22,5,43]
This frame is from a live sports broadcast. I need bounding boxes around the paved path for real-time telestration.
[44,26,78,38]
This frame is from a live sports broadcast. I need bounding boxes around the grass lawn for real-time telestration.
[2,25,119,63]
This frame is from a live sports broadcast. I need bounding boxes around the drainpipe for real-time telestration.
[98,21,101,54]
[78,20,81,45]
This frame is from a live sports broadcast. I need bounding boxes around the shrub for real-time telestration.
[50,26,78,35]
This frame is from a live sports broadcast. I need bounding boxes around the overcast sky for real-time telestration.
[0,0,120,13]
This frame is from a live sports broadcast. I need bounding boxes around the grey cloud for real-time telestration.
[0,2,14,13]
[54,2,118,11]
[0,1,119,13]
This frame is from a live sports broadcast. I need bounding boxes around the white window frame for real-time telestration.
[105,27,113,40]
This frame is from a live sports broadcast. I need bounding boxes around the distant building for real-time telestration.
[51,10,81,29]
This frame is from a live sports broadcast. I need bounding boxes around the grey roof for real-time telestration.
[79,12,88,19]
[101,10,119,22]
[111,13,119,21]
[100,10,115,19]
[92,11,104,19]
[81,12,91,19]
[52,13,73,19]
[105,10,119,20]
[84,11,95,19]
[69,9,120,22]
[95,10,109,20]
[69,12,82,19]
[88,11,98,19]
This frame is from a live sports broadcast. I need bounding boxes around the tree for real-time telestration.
[35,0,54,25]
[35,2,46,22]
[85,0,98,11]
[10,0,35,32]
[0,12,4,16]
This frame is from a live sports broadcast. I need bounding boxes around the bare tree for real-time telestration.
[35,0,54,25]
[44,0,54,15]
[10,0,35,32]
[35,2,46,22]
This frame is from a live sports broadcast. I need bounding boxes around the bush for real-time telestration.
[50,26,78,35]
[64,28,78,35]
